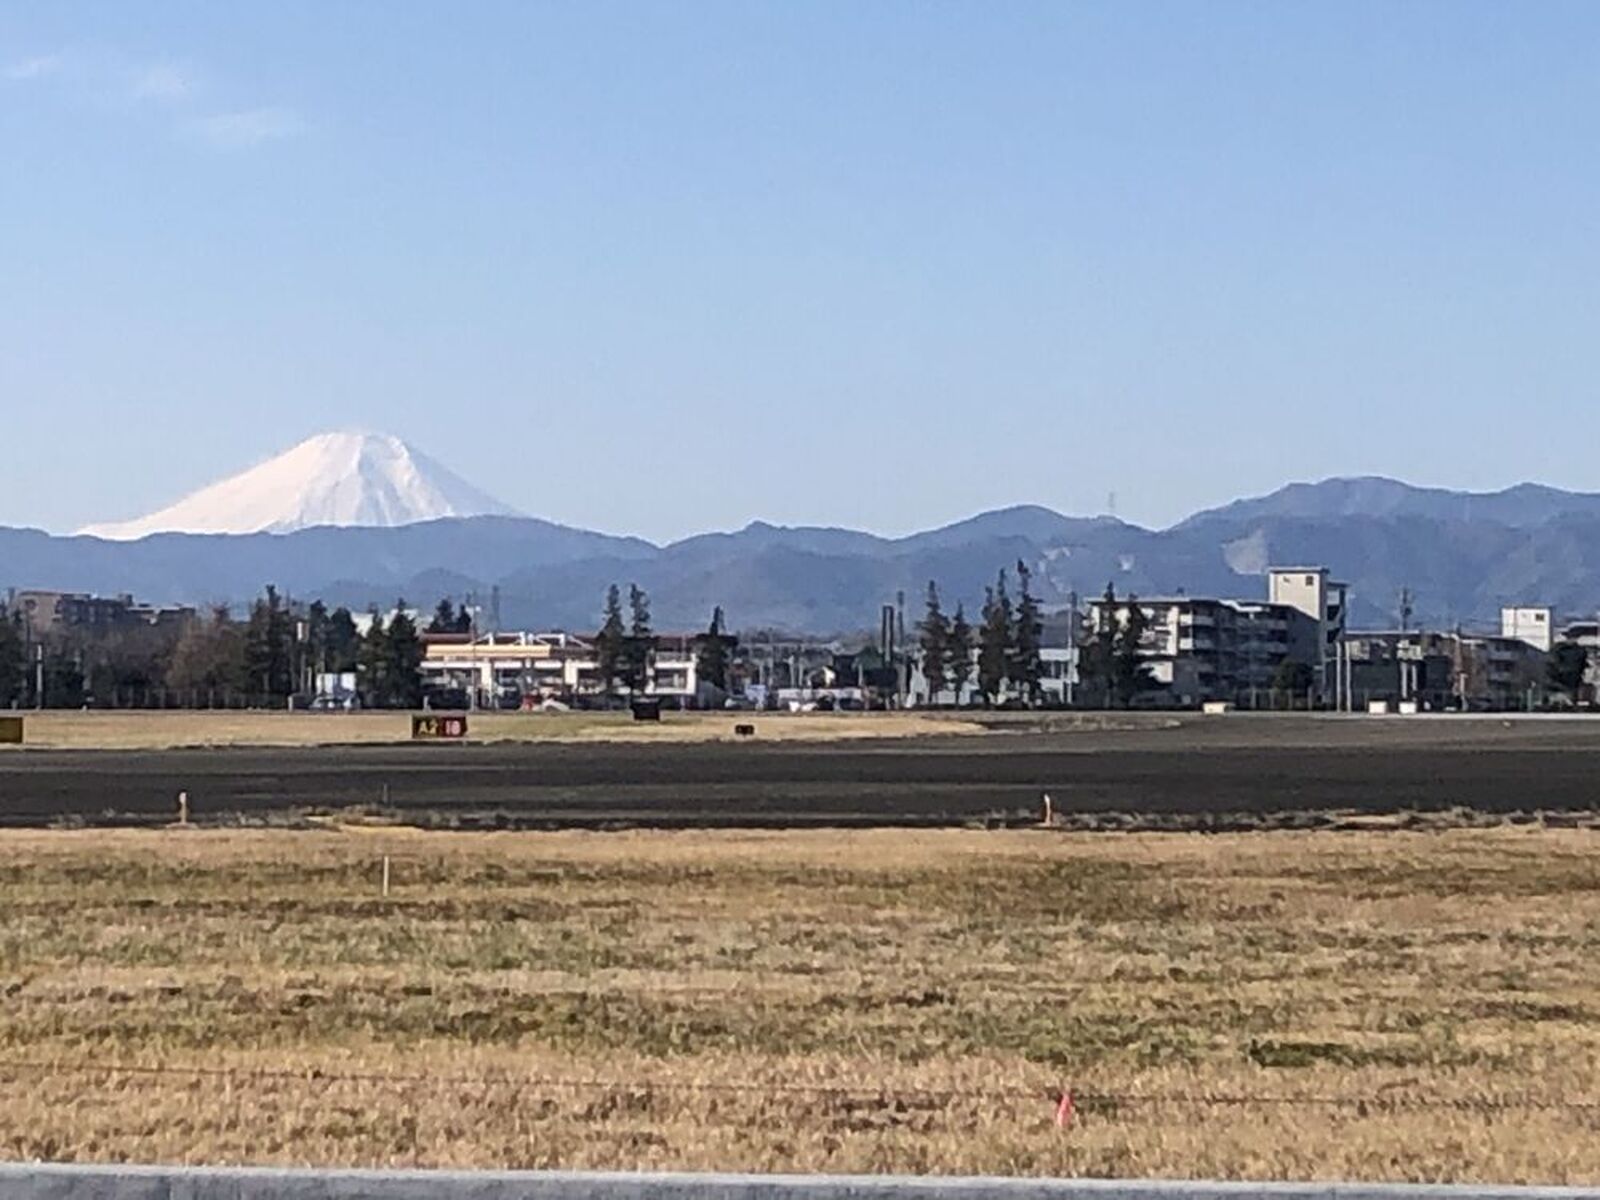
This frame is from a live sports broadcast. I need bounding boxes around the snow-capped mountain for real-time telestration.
[79,431,521,541]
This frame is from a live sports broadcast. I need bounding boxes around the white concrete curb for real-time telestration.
[0,1167,1594,1200]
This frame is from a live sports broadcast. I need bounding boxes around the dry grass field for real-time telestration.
[0,826,1596,1181]
[3,709,980,750]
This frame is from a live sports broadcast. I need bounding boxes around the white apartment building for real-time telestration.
[1084,594,1319,706]
[1500,606,1554,653]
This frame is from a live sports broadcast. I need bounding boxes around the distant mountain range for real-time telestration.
[1178,476,1600,530]
[10,446,1600,633]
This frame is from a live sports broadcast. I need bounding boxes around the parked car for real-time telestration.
[308,694,360,712]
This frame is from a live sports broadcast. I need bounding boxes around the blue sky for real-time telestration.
[4,2,1599,542]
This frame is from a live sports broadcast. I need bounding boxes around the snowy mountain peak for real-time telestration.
[79,431,521,541]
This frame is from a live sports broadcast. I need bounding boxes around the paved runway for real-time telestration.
[2,719,1597,828]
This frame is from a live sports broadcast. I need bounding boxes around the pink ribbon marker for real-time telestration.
[1055,1088,1075,1128]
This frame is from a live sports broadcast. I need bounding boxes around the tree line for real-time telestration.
[590,583,737,701]
[916,574,1161,708]
[0,588,427,709]
[917,560,1046,705]
[1076,583,1155,708]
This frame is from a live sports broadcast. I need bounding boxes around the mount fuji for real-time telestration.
[79,432,521,540]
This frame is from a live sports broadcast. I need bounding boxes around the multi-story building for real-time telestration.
[1343,631,1456,710]
[1267,567,1349,695]
[1501,606,1554,653]
[9,590,195,633]
[1083,594,1322,707]
[1456,631,1546,710]
[1344,628,1547,710]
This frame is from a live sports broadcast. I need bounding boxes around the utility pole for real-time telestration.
[467,591,479,711]
[1452,623,1466,710]
[895,590,907,708]
[1346,640,1354,713]
[1066,589,1079,708]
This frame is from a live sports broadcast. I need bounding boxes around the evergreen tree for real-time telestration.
[39,645,84,709]
[1271,658,1315,705]
[622,584,656,693]
[306,600,330,680]
[947,602,974,706]
[1548,642,1589,698]
[244,591,272,701]
[358,610,391,707]
[1009,560,1044,707]
[429,598,459,635]
[326,607,360,673]
[386,602,425,709]
[595,585,626,701]
[244,586,294,704]
[1078,582,1120,708]
[918,581,951,704]
[1112,593,1153,707]
[695,605,733,693]
[977,569,1013,704]
[0,609,24,708]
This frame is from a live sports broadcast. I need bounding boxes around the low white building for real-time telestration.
[420,632,701,705]
[906,642,1077,707]
[906,648,982,707]
[1040,646,1077,705]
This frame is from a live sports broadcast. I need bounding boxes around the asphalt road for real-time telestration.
[2,718,1598,828]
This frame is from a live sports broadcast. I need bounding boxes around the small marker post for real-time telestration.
[381,855,391,898]
[177,791,189,827]
[1055,1087,1075,1128]
[1040,792,1053,826]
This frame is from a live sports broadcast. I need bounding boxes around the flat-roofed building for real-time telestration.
[1267,567,1349,696]
[9,590,195,633]
[420,631,702,706]
[1084,594,1321,707]
[1346,627,1548,711]
[1501,606,1554,653]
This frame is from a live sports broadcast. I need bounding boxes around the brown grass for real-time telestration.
[2,709,981,750]
[0,826,1597,1181]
